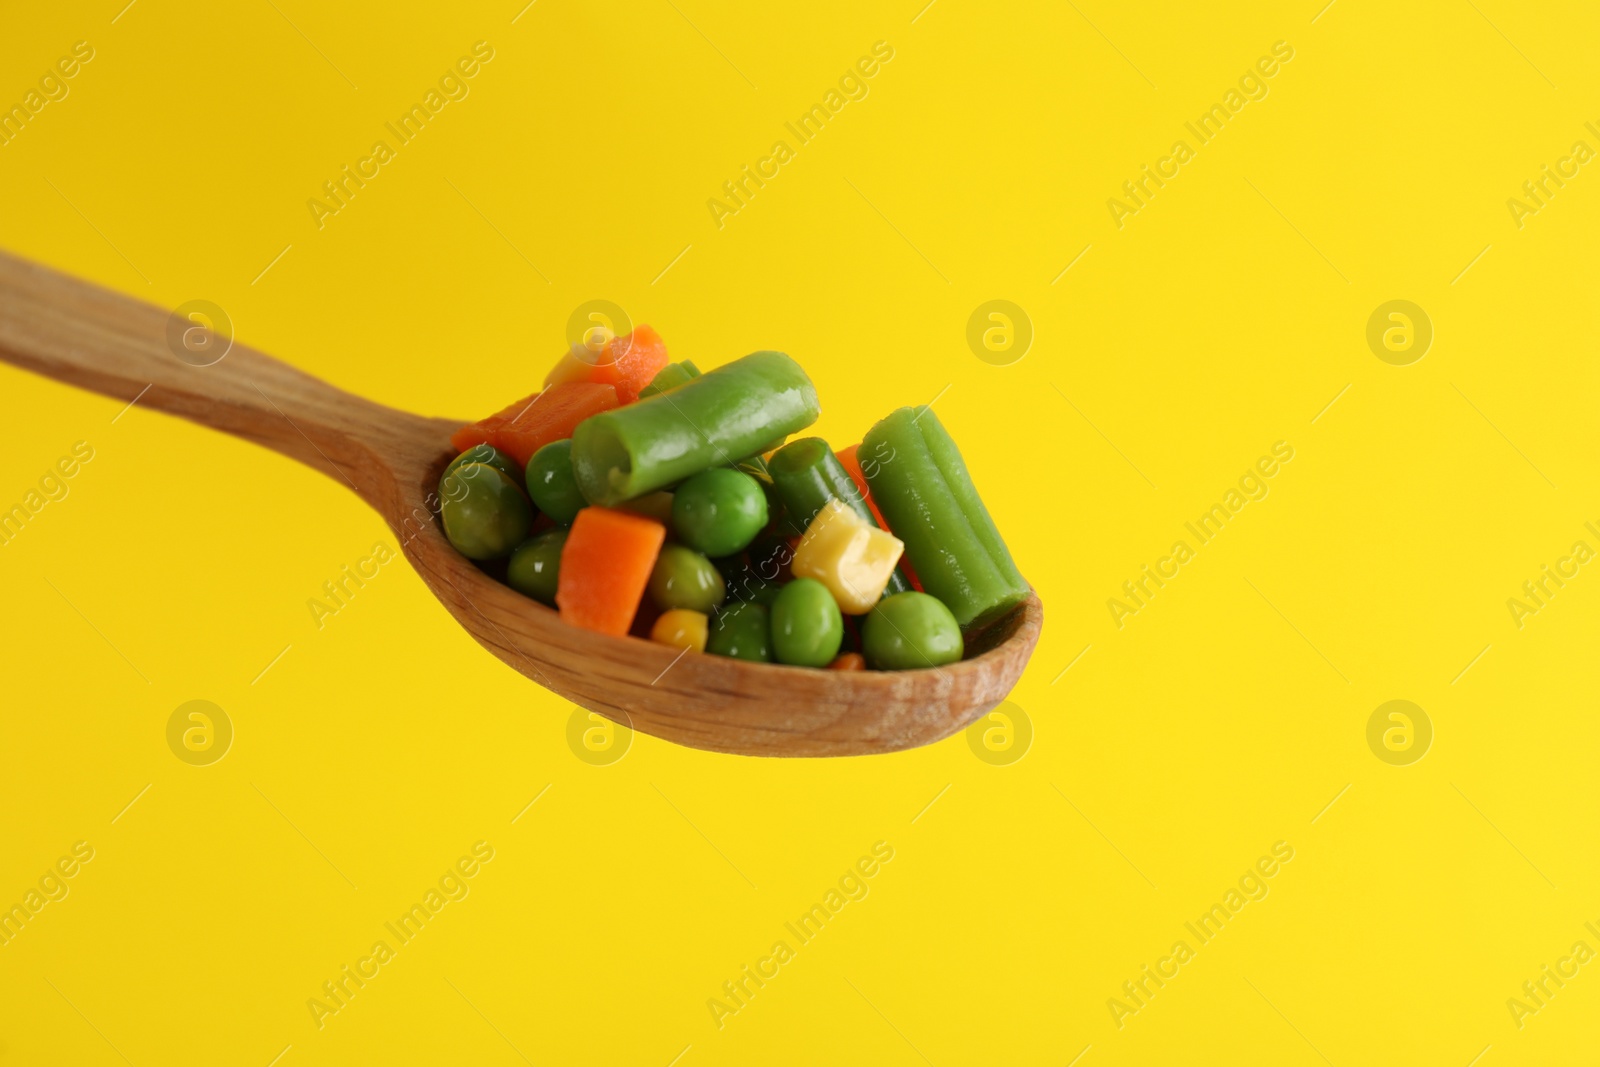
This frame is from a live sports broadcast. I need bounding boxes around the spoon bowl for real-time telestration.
[0,251,1042,756]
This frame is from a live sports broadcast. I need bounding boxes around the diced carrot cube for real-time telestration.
[557,507,667,636]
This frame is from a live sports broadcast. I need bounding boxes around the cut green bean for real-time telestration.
[862,408,1028,629]
[570,351,820,507]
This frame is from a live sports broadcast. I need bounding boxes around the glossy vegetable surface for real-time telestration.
[506,528,567,605]
[638,360,701,398]
[439,463,533,560]
[862,591,964,670]
[489,381,620,467]
[440,335,1032,677]
[648,544,726,614]
[544,326,671,404]
[671,468,768,558]
[650,608,709,652]
[444,442,522,487]
[706,601,772,662]
[570,351,820,506]
[790,500,904,614]
[524,439,585,525]
[769,437,911,595]
[862,408,1028,629]
[449,390,538,455]
[555,507,666,636]
[770,578,843,667]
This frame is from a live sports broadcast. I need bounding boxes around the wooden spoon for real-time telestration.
[0,251,1042,757]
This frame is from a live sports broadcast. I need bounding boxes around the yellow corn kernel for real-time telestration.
[791,499,905,614]
[650,608,708,653]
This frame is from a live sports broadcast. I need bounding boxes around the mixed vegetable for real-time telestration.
[438,326,1026,671]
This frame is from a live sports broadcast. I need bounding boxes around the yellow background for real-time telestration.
[2,0,1597,1063]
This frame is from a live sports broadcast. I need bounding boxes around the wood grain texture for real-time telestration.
[0,250,1043,756]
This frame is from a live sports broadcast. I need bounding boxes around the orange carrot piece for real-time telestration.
[454,328,668,459]
[556,507,667,636]
[488,381,619,467]
[600,326,670,404]
[449,390,541,454]
[837,444,923,592]
[449,422,497,454]
[827,652,866,671]
[449,367,629,463]
[541,326,670,405]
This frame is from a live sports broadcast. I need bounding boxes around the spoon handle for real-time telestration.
[0,250,453,507]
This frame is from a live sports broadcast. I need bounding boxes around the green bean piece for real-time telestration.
[637,360,702,399]
[570,351,820,506]
[768,437,911,595]
[862,408,1028,629]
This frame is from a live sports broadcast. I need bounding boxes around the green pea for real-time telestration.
[770,578,843,667]
[440,463,532,560]
[443,443,522,490]
[648,544,726,613]
[862,592,964,670]
[506,529,567,605]
[706,601,772,662]
[733,458,790,536]
[524,440,584,525]
[671,468,768,558]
